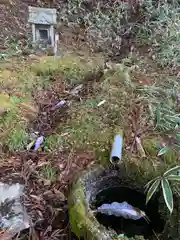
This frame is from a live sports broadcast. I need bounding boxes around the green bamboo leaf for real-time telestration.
[164,166,180,177]
[174,117,180,124]
[161,178,173,213]
[155,104,161,126]
[167,175,180,182]
[175,134,180,140]
[145,176,161,191]
[157,146,168,156]
[146,178,161,204]
[174,144,180,151]
[10,96,22,104]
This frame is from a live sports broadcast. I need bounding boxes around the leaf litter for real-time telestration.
[0,150,95,239]
[0,74,97,239]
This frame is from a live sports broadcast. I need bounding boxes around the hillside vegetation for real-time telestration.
[0,1,179,239]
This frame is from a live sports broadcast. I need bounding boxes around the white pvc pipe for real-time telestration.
[110,134,123,164]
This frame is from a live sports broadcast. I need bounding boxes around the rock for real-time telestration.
[29,54,40,61]
[0,108,7,116]
[70,84,83,96]
[29,131,39,141]
[68,167,116,240]
[0,183,29,236]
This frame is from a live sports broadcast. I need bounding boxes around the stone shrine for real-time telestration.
[28,6,57,46]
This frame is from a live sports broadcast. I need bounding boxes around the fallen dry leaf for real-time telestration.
[53,188,66,201]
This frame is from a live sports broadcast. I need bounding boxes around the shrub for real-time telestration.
[59,0,180,69]
[145,166,180,213]
[31,55,104,84]
[136,0,180,70]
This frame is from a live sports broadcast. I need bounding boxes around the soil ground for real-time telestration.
[0,49,179,240]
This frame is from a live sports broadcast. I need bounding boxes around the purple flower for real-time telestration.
[51,100,66,111]
[33,136,44,152]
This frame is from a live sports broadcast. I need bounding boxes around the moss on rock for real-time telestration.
[163,149,179,165]
[142,137,161,156]
[68,169,115,240]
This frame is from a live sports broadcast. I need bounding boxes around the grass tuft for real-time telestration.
[0,93,31,151]
[0,107,28,151]
[40,165,58,182]
[136,1,180,70]
[31,54,104,84]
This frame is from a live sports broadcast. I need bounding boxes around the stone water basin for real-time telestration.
[68,165,166,240]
